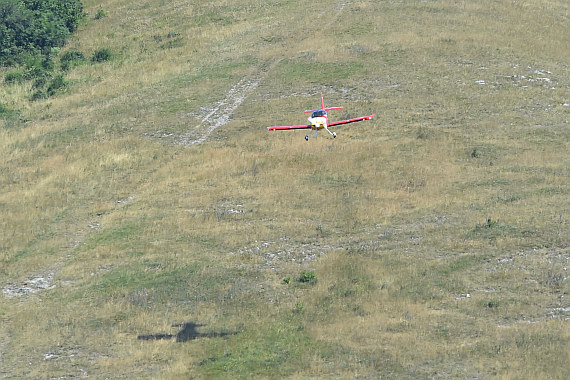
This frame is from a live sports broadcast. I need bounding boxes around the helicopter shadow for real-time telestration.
[137,322,237,343]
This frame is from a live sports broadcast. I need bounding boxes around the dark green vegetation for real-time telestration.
[1,0,568,378]
[1,0,89,100]
[0,0,83,65]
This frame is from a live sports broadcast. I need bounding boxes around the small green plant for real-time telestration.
[485,218,498,228]
[282,276,291,284]
[417,126,430,139]
[0,102,20,127]
[4,71,25,84]
[298,271,316,284]
[544,269,564,288]
[160,37,185,50]
[47,74,67,96]
[30,89,48,101]
[316,224,327,237]
[32,76,47,89]
[0,103,13,119]
[94,7,106,20]
[29,73,67,101]
[60,50,86,71]
[293,302,305,314]
[471,147,482,158]
[91,48,112,63]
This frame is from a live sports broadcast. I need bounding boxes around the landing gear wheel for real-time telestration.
[333,132,337,138]
[305,135,309,141]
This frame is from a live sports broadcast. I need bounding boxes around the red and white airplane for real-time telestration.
[267,93,375,140]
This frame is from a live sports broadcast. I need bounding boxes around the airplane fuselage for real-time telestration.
[308,109,328,130]
[308,116,327,130]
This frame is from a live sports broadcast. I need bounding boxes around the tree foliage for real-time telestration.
[0,0,83,66]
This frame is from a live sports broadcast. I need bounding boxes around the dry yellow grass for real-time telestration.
[1,0,569,378]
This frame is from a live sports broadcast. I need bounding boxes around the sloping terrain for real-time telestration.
[1,0,569,378]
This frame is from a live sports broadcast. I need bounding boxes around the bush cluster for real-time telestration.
[1,2,113,101]
[1,0,84,100]
[59,49,85,70]
[0,0,84,66]
[91,48,112,63]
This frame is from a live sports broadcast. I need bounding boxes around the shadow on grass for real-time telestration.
[138,322,237,342]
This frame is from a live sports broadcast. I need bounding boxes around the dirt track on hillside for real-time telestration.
[175,61,276,146]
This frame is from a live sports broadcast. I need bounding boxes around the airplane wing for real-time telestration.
[267,124,311,131]
[328,114,375,127]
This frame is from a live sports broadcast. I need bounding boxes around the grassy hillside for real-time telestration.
[1,0,569,378]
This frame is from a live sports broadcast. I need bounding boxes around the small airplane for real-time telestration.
[267,93,375,140]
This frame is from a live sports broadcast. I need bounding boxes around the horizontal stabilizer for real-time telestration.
[304,107,343,114]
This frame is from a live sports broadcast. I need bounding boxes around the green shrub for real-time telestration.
[298,271,317,284]
[94,7,106,20]
[293,302,305,314]
[20,54,53,81]
[0,102,18,125]
[4,71,24,84]
[471,147,482,158]
[60,49,85,70]
[47,74,67,96]
[32,76,48,89]
[91,48,112,63]
[0,102,9,117]
[30,89,47,101]
[23,0,84,33]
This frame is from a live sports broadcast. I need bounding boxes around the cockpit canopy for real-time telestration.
[311,110,327,118]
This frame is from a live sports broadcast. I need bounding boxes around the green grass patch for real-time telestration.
[200,321,316,378]
[274,59,367,86]
[80,221,143,252]
[82,263,200,299]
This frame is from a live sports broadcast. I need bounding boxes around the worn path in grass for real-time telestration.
[175,60,276,146]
